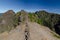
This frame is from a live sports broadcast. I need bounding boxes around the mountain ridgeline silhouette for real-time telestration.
[0,10,60,36]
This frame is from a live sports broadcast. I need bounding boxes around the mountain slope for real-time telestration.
[0,22,59,40]
[0,10,18,33]
[28,22,60,40]
[0,10,60,40]
[28,10,60,35]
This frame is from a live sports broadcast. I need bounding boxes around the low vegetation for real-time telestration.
[0,10,19,33]
[0,10,60,38]
[28,10,60,36]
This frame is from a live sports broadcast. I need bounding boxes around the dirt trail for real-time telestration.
[28,22,60,40]
[0,13,60,40]
[0,22,59,40]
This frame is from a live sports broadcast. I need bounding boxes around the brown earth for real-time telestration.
[0,11,59,40]
[0,22,59,40]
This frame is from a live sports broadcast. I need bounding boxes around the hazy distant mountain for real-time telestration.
[0,13,3,16]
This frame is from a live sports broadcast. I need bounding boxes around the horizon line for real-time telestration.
[0,9,60,14]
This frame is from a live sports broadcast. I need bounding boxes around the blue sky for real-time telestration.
[0,0,60,14]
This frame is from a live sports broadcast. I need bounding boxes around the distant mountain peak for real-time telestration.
[5,10,15,14]
[2,10,15,17]
[20,10,28,15]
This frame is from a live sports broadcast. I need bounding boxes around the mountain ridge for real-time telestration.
[0,10,60,40]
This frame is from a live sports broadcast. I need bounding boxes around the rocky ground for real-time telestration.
[0,22,59,40]
[0,11,60,40]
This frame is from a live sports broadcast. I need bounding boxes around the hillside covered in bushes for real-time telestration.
[28,10,60,35]
[16,10,60,35]
[0,10,60,36]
